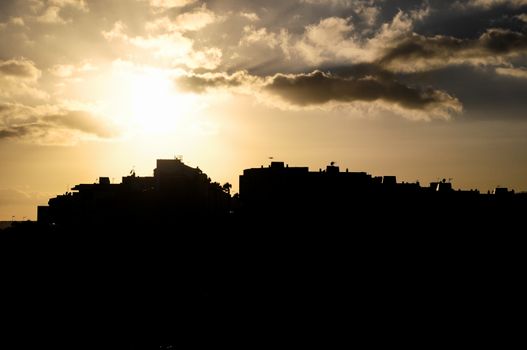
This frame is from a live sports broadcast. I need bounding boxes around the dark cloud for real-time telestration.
[0,123,57,141]
[379,28,527,71]
[481,28,527,52]
[454,0,527,10]
[0,125,30,139]
[45,111,116,138]
[0,103,117,142]
[402,65,527,119]
[176,69,461,118]
[0,0,19,22]
[176,71,250,93]
[0,58,40,80]
[415,3,526,38]
[322,63,395,80]
[265,70,459,111]
[1,0,526,125]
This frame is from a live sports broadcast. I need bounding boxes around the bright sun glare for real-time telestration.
[103,65,198,135]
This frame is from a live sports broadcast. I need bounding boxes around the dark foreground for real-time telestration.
[0,210,523,349]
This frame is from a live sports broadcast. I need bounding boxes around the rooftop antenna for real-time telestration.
[130,165,135,176]
[330,161,336,166]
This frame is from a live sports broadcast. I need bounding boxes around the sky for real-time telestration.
[1,0,527,219]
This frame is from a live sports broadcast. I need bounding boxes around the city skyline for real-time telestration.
[35,157,525,229]
[2,0,527,219]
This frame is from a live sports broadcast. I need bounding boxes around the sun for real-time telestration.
[103,64,199,135]
[128,72,176,132]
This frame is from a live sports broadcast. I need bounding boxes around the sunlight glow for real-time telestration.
[102,63,200,134]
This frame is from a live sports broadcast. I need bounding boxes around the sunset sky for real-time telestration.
[1,0,527,219]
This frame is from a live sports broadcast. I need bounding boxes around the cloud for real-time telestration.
[0,58,47,100]
[36,6,67,24]
[129,32,193,59]
[239,26,281,49]
[458,0,527,9]
[0,127,32,139]
[496,66,527,78]
[288,8,427,67]
[45,111,115,137]
[186,47,223,70]
[9,17,25,26]
[517,13,527,22]
[3,0,525,128]
[103,20,222,69]
[173,5,220,31]
[145,5,219,32]
[176,69,462,120]
[0,103,117,144]
[293,17,367,65]
[0,57,41,80]
[102,21,128,41]
[300,0,380,26]
[139,0,197,11]
[300,0,363,6]
[354,2,380,27]
[33,0,88,24]
[379,28,527,72]
[240,12,260,22]
[264,71,461,117]
[48,61,97,78]
[176,70,257,93]
[49,0,88,12]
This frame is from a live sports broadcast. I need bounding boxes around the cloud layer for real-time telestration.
[0,103,116,144]
[176,69,462,120]
[0,0,527,138]
[0,58,41,80]
[379,28,527,72]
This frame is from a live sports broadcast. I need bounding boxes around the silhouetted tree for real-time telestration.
[222,182,232,195]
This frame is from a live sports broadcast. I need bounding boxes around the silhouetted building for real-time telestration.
[493,187,513,196]
[38,158,230,227]
[240,161,383,216]
[38,158,527,229]
[238,161,527,222]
